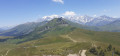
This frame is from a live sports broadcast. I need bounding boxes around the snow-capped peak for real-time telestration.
[39,15,94,24]
[38,15,120,26]
[65,15,94,24]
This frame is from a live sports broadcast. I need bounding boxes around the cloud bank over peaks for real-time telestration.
[63,11,76,16]
[42,15,60,20]
[37,15,61,22]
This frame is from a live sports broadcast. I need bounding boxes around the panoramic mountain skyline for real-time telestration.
[1,0,120,56]
[0,0,120,27]
[1,18,120,56]
[1,15,120,29]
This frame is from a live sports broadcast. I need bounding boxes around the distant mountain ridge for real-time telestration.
[98,20,120,32]
[0,28,4,33]
[40,15,120,26]
[86,15,119,26]
[0,21,48,36]
[1,15,120,36]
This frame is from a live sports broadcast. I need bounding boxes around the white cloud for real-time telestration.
[52,0,64,4]
[38,11,77,22]
[41,15,60,21]
[63,11,76,16]
[37,15,60,22]
[42,15,59,19]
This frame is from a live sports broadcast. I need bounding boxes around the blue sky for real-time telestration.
[0,0,120,27]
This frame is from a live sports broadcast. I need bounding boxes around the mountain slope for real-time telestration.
[1,15,120,37]
[64,19,99,31]
[98,20,120,32]
[0,21,48,36]
[7,18,75,44]
[0,17,98,37]
[0,28,4,33]
[5,18,120,44]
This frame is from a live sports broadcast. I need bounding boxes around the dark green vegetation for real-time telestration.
[0,18,120,56]
[89,44,120,56]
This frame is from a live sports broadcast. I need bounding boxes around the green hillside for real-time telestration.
[0,21,47,36]
[0,18,120,56]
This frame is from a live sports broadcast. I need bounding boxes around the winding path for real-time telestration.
[65,35,77,42]
[5,49,11,56]
[1,49,12,56]
[67,54,79,56]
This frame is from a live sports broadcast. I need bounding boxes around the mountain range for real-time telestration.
[0,15,120,36]
[40,15,120,26]
[98,20,120,32]
[0,28,4,33]
[0,18,120,56]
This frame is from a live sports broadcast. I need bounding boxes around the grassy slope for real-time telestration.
[1,27,120,56]
[69,28,120,46]
[0,36,14,39]
[0,18,120,56]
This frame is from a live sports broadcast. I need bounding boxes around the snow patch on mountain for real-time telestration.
[65,15,94,24]
[38,15,120,26]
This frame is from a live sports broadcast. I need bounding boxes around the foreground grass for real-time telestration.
[0,27,120,56]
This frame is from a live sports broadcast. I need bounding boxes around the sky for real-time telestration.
[0,0,120,27]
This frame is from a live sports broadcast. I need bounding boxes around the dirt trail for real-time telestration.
[67,50,87,56]
[61,32,77,42]
[4,49,11,56]
[1,54,3,56]
[67,54,79,56]
[66,35,77,42]
[80,50,87,56]
[91,42,97,47]
[1,49,12,56]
